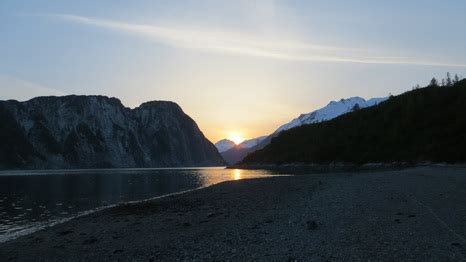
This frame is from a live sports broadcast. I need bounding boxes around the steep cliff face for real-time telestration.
[0,95,225,170]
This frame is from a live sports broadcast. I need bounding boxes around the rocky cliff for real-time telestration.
[0,95,225,169]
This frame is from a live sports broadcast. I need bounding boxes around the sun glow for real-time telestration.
[228,133,244,145]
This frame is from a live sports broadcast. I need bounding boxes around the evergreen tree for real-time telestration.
[446,72,452,86]
[429,77,439,87]
[454,74,460,84]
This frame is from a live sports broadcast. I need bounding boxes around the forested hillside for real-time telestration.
[242,78,466,165]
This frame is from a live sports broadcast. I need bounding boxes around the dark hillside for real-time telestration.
[242,79,466,165]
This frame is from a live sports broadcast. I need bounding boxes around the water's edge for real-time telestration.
[0,185,207,243]
[0,173,286,244]
[0,166,227,176]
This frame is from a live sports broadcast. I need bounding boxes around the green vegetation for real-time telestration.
[242,76,466,165]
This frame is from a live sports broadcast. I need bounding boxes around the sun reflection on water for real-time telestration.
[0,168,280,243]
[233,169,242,180]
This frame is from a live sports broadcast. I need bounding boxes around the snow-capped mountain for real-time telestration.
[215,136,268,153]
[215,139,236,153]
[274,97,387,134]
[218,96,387,165]
[238,136,268,148]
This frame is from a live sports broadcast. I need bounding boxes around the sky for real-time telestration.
[1,0,466,143]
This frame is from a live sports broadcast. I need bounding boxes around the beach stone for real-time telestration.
[57,230,74,236]
[306,220,318,230]
[82,237,98,245]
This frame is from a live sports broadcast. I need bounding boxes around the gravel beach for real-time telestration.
[1,166,466,261]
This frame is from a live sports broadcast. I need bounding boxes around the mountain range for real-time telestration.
[216,96,387,164]
[215,137,268,153]
[242,79,466,166]
[0,95,225,170]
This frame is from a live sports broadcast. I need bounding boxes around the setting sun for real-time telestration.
[228,133,244,145]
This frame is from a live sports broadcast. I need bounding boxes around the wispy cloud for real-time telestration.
[0,75,67,101]
[49,14,466,67]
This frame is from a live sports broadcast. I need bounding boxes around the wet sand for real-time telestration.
[1,166,466,261]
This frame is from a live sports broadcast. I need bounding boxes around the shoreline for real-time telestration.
[228,162,466,173]
[0,186,209,244]
[1,166,466,260]
[0,172,290,244]
[0,166,228,174]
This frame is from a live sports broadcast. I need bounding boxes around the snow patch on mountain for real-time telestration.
[238,136,267,149]
[274,96,387,134]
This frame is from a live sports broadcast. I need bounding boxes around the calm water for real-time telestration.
[0,167,275,242]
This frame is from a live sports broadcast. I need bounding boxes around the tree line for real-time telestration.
[242,76,466,165]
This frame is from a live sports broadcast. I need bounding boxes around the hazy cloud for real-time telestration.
[0,75,67,101]
[50,14,466,68]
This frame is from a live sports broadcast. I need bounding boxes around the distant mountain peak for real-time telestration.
[218,95,388,165]
[215,139,236,153]
[215,136,268,153]
[275,96,387,134]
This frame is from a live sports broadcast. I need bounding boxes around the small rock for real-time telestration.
[182,222,192,227]
[52,244,65,249]
[306,220,318,230]
[249,224,259,230]
[57,230,74,236]
[113,249,124,254]
[451,243,461,247]
[82,237,98,245]
[34,237,44,243]
[394,219,401,223]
